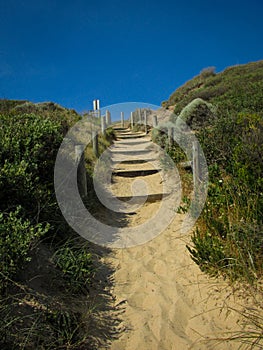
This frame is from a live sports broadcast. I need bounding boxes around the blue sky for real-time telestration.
[1,0,262,113]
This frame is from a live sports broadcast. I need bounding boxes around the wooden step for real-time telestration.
[112,159,157,165]
[117,133,146,139]
[110,149,152,155]
[113,127,128,131]
[116,140,150,146]
[116,193,171,203]
[112,169,161,177]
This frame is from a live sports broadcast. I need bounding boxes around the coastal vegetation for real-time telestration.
[162,60,263,283]
[157,60,263,348]
[0,100,115,349]
[1,59,263,349]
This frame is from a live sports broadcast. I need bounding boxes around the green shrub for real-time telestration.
[187,229,226,276]
[0,114,63,214]
[0,105,111,349]
[178,98,216,129]
[189,112,263,282]
[0,207,49,285]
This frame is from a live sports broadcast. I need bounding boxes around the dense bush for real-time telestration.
[0,113,64,214]
[0,100,80,135]
[0,105,116,349]
[161,62,263,283]
[0,207,49,289]
[187,113,263,282]
[176,98,216,129]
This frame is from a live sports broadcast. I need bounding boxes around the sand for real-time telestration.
[99,127,245,349]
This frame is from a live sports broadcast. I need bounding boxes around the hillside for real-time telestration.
[151,61,263,348]
[1,63,262,348]
[158,60,263,287]
[0,99,78,116]
[162,60,263,117]
[0,100,117,349]
[0,99,80,134]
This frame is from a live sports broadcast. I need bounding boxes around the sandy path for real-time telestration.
[100,127,243,349]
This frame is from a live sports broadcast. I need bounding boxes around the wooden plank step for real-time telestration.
[111,149,152,155]
[117,133,146,139]
[113,127,128,131]
[116,140,150,146]
[112,169,161,177]
[112,159,157,164]
[116,193,171,203]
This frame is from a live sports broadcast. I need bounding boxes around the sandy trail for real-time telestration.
[99,127,243,349]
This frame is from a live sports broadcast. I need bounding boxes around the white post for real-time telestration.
[93,99,100,118]
[93,99,100,111]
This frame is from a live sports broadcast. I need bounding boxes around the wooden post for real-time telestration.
[130,112,134,128]
[143,110,146,122]
[121,112,124,128]
[153,115,158,128]
[75,145,87,198]
[101,115,106,134]
[92,130,99,158]
[105,110,111,125]
[138,108,142,124]
[144,110,147,134]
[193,141,200,187]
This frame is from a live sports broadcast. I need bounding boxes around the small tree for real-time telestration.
[200,66,216,78]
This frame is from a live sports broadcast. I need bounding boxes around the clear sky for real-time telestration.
[1,0,262,113]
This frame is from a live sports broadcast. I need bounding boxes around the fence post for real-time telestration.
[153,115,158,128]
[138,108,142,124]
[106,110,111,126]
[92,130,99,158]
[121,112,124,128]
[75,145,87,198]
[193,141,200,187]
[144,110,147,134]
[101,115,106,135]
[130,112,134,128]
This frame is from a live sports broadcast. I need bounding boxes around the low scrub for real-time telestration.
[188,113,263,283]
[0,104,116,349]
